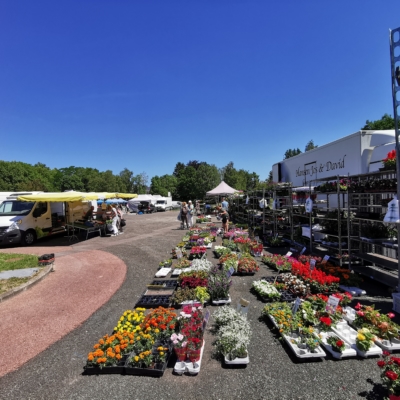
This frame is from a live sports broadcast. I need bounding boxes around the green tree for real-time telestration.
[305,140,318,152]
[284,148,302,159]
[119,168,135,193]
[150,174,177,197]
[362,114,395,130]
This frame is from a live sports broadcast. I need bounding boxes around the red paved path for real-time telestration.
[0,247,126,377]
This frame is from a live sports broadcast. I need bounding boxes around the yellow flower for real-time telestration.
[160,352,164,356]
[134,356,139,362]
[357,334,366,341]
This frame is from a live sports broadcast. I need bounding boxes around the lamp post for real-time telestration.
[389,27,400,290]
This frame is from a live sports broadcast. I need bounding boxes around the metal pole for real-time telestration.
[389,28,400,290]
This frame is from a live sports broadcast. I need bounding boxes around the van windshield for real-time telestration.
[156,200,166,205]
[0,200,35,216]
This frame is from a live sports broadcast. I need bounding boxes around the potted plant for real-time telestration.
[356,328,376,352]
[208,265,232,303]
[377,351,400,399]
[170,332,188,362]
[159,258,172,268]
[237,255,259,275]
[382,149,397,171]
[213,306,251,364]
[252,280,281,301]
[326,335,346,353]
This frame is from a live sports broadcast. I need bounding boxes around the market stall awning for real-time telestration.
[206,181,238,196]
[115,193,138,199]
[17,191,113,202]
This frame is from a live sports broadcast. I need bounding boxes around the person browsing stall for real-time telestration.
[218,206,229,233]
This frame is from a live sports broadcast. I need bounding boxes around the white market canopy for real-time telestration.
[206,181,238,196]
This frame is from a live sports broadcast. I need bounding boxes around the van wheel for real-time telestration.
[22,230,37,246]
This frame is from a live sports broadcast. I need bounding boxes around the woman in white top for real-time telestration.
[187,200,194,227]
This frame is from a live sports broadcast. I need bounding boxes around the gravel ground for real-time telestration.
[0,211,394,400]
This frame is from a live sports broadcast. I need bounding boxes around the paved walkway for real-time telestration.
[0,246,126,377]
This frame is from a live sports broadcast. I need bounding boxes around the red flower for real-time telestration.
[354,302,362,310]
[336,340,344,348]
[319,316,332,326]
[385,370,399,381]
[383,350,392,357]
[377,360,386,368]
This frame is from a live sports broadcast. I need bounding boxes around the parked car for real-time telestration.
[171,201,181,209]
[138,201,157,214]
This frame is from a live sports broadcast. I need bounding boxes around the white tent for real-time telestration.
[206,181,238,196]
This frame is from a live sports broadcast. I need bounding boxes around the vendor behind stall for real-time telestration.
[83,206,94,221]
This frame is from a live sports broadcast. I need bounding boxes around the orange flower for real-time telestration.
[93,344,100,349]
[99,339,104,345]
[116,354,121,360]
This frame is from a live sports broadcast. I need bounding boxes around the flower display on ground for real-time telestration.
[114,307,146,333]
[327,335,346,353]
[378,351,400,397]
[355,327,375,352]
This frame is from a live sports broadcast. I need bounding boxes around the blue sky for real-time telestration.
[1,1,400,184]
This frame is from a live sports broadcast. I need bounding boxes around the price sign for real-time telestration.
[321,255,330,265]
[176,248,182,259]
[300,247,307,255]
[202,310,211,331]
[292,297,302,315]
[226,266,235,278]
[285,251,293,258]
[325,295,340,314]
[240,298,250,307]
[310,259,316,271]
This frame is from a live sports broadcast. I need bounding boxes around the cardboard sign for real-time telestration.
[240,298,250,307]
[202,310,211,331]
[310,259,316,271]
[226,266,235,278]
[292,297,302,315]
[300,247,306,255]
[321,255,330,265]
[176,248,183,259]
[325,295,340,314]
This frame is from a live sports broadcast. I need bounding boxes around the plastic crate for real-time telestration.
[392,293,400,313]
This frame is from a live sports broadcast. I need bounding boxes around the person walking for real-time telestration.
[180,202,189,229]
[221,197,229,211]
[187,200,194,227]
[110,204,119,236]
[218,206,229,233]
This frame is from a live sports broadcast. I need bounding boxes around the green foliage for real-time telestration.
[0,253,40,272]
[305,140,318,152]
[284,148,302,159]
[362,113,395,130]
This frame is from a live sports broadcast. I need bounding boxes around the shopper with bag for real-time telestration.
[180,202,189,229]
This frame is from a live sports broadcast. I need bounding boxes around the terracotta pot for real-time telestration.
[174,347,187,362]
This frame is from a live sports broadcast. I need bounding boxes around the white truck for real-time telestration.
[155,196,173,211]
[0,192,94,246]
[272,130,396,187]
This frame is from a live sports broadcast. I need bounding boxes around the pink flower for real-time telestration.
[355,302,362,310]
[388,312,395,319]
[357,311,365,317]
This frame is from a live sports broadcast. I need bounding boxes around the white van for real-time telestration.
[155,197,173,211]
[0,193,92,246]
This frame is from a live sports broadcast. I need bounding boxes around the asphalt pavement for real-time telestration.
[0,211,393,400]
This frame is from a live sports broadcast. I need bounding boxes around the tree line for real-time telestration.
[0,160,267,201]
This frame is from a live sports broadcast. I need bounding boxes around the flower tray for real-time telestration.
[173,340,205,375]
[236,271,256,276]
[280,291,296,303]
[224,354,249,365]
[267,315,326,360]
[83,355,128,375]
[125,346,172,377]
[318,331,357,359]
[338,285,366,297]
[135,295,172,308]
[331,323,383,358]
[151,280,178,289]
[212,296,231,306]
[374,337,400,353]
[155,268,171,278]
[261,276,283,283]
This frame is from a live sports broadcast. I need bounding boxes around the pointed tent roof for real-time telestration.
[206,181,238,196]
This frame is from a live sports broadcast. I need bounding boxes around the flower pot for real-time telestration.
[174,347,187,362]
[389,395,400,400]
[187,347,202,362]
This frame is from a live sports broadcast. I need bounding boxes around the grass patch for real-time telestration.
[0,276,32,294]
[0,253,39,272]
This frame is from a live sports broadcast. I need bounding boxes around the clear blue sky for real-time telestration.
[1,1,400,183]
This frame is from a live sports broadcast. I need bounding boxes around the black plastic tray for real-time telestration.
[151,280,178,288]
[135,295,172,308]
